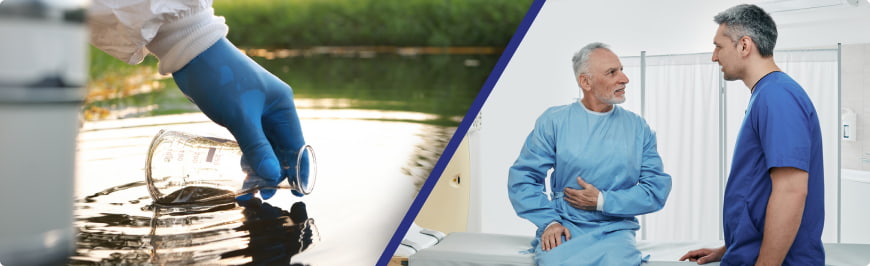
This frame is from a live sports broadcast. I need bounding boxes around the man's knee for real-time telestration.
[534,230,640,265]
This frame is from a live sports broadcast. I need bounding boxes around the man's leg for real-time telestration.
[535,227,641,266]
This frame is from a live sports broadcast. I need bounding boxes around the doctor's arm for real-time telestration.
[756,167,807,266]
[597,129,672,217]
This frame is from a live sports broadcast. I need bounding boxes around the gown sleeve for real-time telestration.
[508,110,562,230]
[600,124,672,217]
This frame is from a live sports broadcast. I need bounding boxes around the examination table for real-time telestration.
[408,232,870,265]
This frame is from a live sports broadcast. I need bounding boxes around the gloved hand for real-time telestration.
[172,37,308,199]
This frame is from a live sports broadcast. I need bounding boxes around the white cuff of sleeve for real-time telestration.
[544,221,560,230]
[596,191,605,211]
[146,8,229,75]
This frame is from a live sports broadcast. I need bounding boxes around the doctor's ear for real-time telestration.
[738,36,753,57]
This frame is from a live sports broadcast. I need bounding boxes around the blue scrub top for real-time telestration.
[723,71,825,265]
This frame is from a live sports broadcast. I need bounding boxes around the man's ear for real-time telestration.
[578,74,590,92]
[738,36,753,57]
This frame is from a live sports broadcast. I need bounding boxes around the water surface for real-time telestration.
[74,51,477,264]
[73,181,316,265]
[73,112,452,265]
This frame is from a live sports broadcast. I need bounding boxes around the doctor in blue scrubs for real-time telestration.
[680,4,825,265]
[508,42,672,265]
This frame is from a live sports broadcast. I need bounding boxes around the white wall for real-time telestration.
[470,0,870,237]
[839,43,870,244]
[841,43,870,171]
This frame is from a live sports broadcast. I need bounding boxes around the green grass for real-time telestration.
[214,0,533,49]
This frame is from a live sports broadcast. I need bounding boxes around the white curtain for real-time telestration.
[775,51,839,243]
[626,53,723,241]
[624,48,839,242]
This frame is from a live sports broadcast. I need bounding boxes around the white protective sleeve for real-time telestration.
[88,0,229,74]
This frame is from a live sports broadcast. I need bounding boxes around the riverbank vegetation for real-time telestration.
[214,0,532,48]
[86,0,533,122]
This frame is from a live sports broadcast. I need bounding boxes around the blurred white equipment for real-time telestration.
[0,0,88,264]
[842,108,857,141]
[394,222,446,258]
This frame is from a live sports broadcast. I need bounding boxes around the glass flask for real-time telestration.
[145,129,316,205]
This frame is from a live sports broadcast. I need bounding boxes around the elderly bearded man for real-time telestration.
[508,42,672,266]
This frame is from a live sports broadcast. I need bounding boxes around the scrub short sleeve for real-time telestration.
[756,90,813,172]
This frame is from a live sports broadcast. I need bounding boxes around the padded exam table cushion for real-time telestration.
[409,232,534,266]
[409,232,870,266]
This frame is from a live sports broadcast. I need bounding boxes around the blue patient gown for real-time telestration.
[508,102,671,266]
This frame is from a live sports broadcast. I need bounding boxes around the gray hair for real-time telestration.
[714,4,777,57]
[572,42,610,77]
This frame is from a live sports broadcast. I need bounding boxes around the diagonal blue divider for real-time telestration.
[375,0,546,265]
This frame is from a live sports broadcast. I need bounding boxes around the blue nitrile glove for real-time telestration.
[172,37,308,199]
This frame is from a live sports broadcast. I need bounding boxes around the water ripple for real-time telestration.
[71,182,318,265]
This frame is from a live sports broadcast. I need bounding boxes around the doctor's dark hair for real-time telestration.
[714,4,778,57]
[572,42,610,77]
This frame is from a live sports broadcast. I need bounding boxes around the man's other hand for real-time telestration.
[541,222,571,251]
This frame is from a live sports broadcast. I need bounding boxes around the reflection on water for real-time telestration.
[260,53,493,125]
[74,111,453,264]
[71,181,317,265]
[404,124,455,190]
[152,186,237,206]
[85,53,495,126]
